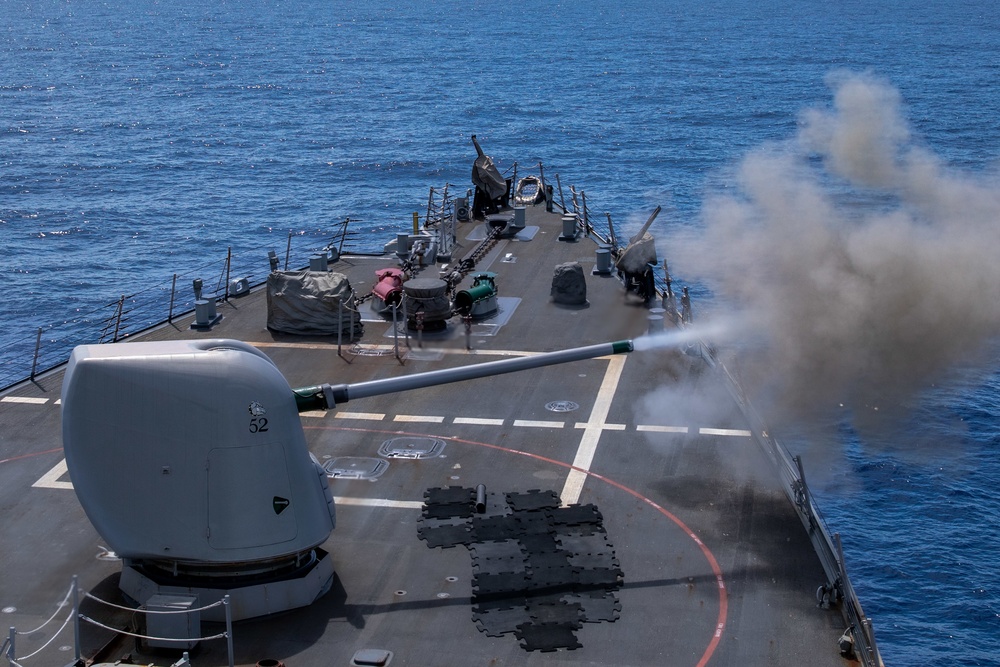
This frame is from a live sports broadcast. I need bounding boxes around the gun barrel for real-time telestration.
[293,339,634,413]
[629,205,661,244]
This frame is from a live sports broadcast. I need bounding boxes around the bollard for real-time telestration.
[476,484,487,514]
[512,206,526,233]
[560,215,577,240]
[594,245,612,275]
[194,300,213,326]
[309,253,328,272]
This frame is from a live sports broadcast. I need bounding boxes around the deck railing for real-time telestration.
[708,350,884,667]
[0,231,338,391]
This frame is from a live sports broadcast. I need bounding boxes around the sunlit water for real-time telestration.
[3,0,999,662]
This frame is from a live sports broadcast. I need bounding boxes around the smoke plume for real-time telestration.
[674,71,1000,418]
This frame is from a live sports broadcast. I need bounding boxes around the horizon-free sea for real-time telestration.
[3,0,999,664]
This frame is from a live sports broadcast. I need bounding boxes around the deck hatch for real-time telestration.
[378,436,446,459]
[324,457,389,480]
[351,648,393,666]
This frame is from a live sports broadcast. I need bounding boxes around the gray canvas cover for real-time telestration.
[266,270,363,336]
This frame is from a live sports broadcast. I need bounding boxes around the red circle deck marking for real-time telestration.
[0,447,62,466]
[309,424,728,666]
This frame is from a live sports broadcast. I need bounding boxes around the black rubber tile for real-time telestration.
[548,503,602,526]
[417,524,473,548]
[506,489,560,512]
[473,605,526,637]
[423,501,475,520]
[515,622,582,652]
[526,600,583,627]
[424,486,476,505]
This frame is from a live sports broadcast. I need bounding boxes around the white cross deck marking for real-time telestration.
[561,354,628,506]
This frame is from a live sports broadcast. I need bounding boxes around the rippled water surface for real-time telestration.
[3,0,1000,663]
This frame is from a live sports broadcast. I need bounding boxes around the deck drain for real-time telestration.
[545,401,579,412]
[378,436,446,459]
[324,457,389,480]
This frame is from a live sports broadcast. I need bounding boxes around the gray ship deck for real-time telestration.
[0,203,852,666]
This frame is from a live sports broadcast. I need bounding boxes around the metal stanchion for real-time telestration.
[72,575,80,664]
[223,595,234,667]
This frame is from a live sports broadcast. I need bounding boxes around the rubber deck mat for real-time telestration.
[419,486,623,652]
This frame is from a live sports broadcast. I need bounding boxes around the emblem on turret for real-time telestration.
[248,401,266,417]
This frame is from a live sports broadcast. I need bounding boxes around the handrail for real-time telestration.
[0,231,339,391]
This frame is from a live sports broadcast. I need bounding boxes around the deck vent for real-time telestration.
[545,400,579,413]
[378,436,446,459]
[324,457,389,480]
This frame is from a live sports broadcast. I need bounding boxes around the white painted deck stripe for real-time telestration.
[699,427,752,437]
[2,396,48,404]
[334,412,386,421]
[454,417,505,426]
[561,355,627,506]
[637,425,690,434]
[394,414,445,423]
[33,459,73,490]
[513,419,565,428]
[31,460,427,509]
[333,496,422,509]
[300,410,328,418]
[575,422,626,430]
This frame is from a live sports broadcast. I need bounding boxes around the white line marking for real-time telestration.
[513,419,565,428]
[561,355,628,506]
[2,396,49,404]
[29,461,427,510]
[333,496,423,509]
[699,427,752,437]
[574,422,626,430]
[33,459,73,489]
[300,410,328,418]
[454,417,505,426]
[394,415,445,423]
[334,412,386,421]
[637,425,690,434]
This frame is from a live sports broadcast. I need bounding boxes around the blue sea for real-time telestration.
[3,0,999,663]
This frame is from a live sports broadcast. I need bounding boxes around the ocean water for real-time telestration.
[2,0,999,663]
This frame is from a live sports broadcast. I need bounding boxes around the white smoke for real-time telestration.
[674,71,1000,418]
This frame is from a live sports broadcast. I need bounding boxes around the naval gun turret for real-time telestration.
[61,337,634,621]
